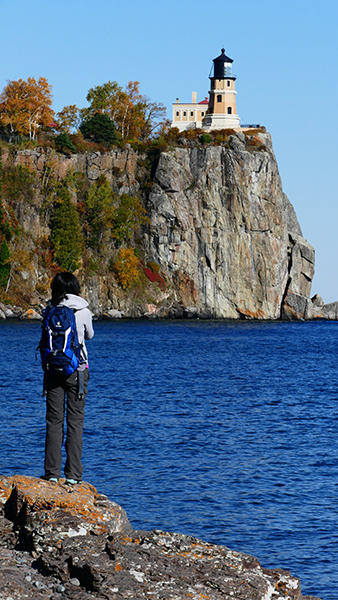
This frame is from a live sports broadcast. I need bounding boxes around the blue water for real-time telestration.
[1,319,337,599]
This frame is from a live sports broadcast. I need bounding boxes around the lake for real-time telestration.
[1,318,337,599]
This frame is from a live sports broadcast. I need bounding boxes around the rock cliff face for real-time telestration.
[0,475,321,599]
[144,133,314,319]
[1,132,317,320]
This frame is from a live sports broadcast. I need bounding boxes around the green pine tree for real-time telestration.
[0,239,10,288]
[80,113,118,145]
[50,186,83,271]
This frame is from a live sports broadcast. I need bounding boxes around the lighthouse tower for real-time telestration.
[202,49,240,130]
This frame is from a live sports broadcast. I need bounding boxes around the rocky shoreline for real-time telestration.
[0,475,322,599]
[1,296,338,322]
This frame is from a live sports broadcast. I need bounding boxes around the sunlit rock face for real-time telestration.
[2,133,315,320]
[143,132,314,319]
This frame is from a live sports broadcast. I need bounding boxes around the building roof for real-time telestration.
[213,48,233,63]
[198,98,209,105]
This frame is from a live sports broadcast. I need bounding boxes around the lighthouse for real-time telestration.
[202,48,240,130]
[171,49,240,131]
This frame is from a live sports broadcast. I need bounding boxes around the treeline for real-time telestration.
[0,76,172,305]
[0,77,170,152]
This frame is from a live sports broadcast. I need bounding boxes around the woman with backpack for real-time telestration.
[40,272,94,485]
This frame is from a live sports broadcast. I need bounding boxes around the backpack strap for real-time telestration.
[78,370,85,399]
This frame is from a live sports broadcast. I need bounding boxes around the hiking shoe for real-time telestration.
[40,475,58,483]
[65,479,82,486]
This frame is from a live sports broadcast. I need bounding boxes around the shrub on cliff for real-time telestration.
[50,186,83,271]
[2,164,36,203]
[112,248,140,289]
[143,265,166,291]
[199,133,212,144]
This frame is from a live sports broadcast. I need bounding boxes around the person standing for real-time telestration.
[41,272,94,484]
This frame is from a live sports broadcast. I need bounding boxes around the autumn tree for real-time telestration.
[0,77,54,140]
[83,81,123,118]
[112,248,140,289]
[55,104,80,133]
[83,80,167,141]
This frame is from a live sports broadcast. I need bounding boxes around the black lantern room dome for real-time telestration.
[210,48,235,80]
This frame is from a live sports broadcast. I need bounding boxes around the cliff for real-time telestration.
[0,131,318,320]
[0,475,321,599]
[143,133,314,320]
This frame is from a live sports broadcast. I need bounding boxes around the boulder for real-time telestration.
[313,301,338,320]
[311,294,324,308]
[106,309,124,319]
[20,308,42,320]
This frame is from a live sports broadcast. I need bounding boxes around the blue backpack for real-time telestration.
[39,305,82,376]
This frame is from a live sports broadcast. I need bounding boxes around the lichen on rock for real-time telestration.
[0,475,322,599]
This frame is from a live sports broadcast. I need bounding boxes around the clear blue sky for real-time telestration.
[1,0,338,302]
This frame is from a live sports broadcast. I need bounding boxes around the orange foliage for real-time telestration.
[113,248,140,289]
[0,77,54,140]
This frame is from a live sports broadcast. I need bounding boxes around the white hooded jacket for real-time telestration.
[59,294,94,367]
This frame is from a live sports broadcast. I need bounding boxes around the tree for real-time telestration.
[80,112,118,145]
[0,77,54,140]
[55,104,80,134]
[50,186,83,271]
[112,248,140,289]
[84,81,123,118]
[111,194,149,243]
[83,80,168,141]
[55,133,77,155]
[80,176,115,249]
[138,96,169,139]
[0,239,10,288]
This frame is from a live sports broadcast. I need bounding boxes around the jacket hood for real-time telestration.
[60,294,89,311]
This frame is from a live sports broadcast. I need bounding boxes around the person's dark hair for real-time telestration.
[51,272,81,306]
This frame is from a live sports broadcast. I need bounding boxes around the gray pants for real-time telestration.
[44,369,89,480]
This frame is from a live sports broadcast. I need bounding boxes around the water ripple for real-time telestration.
[0,319,337,598]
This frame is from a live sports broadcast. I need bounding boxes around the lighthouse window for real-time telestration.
[217,95,222,102]
[201,112,205,116]
[176,111,179,117]
[227,80,230,87]
[190,111,194,116]
[227,107,232,114]
[183,111,187,116]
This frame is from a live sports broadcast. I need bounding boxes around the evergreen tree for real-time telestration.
[50,186,83,271]
[55,132,77,155]
[80,113,118,145]
[0,239,10,288]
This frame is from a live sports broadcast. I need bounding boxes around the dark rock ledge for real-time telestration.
[0,475,321,600]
